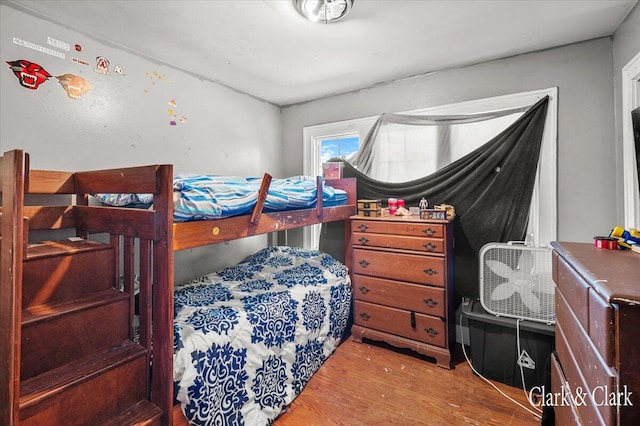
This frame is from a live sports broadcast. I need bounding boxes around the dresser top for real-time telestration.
[551,241,640,303]
[350,214,454,224]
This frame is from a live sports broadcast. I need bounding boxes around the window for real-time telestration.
[302,131,361,249]
[321,135,360,163]
[369,112,524,183]
[303,88,557,248]
[303,116,375,178]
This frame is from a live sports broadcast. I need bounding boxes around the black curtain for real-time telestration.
[321,96,549,302]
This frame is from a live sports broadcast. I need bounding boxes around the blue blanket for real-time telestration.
[172,246,352,425]
[93,175,348,222]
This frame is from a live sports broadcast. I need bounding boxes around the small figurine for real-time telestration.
[419,197,428,210]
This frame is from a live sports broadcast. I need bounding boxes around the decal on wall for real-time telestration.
[167,99,187,126]
[114,65,125,75]
[72,57,91,67]
[143,70,171,93]
[142,71,183,124]
[6,59,52,90]
[47,36,70,52]
[75,44,82,52]
[94,56,110,74]
[13,37,65,59]
[56,74,91,100]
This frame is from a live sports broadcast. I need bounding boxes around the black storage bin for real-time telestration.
[461,297,555,391]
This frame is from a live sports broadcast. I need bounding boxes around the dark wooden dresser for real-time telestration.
[349,215,455,368]
[551,241,640,425]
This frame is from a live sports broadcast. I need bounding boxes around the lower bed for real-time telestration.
[172,246,352,425]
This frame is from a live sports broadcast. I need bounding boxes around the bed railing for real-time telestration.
[2,149,356,425]
[1,150,27,425]
[172,175,357,251]
[74,161,175,424]
[0,149,174,425]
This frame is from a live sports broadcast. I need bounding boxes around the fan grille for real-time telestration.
[479,243,555,324]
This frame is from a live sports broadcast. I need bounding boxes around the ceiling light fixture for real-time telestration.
[293,0,354,24]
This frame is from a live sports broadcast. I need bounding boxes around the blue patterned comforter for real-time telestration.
[173,246,352,425]
[93,175,348,222]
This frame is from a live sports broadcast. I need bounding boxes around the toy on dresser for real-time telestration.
[610,226,640,252]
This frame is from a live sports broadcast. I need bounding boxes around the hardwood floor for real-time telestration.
[173,338,544,425]
[275,339,542,426]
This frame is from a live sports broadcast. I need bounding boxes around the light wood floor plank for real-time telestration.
[275,339,541,425]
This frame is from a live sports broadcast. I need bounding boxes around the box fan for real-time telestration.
[479,242,555,324]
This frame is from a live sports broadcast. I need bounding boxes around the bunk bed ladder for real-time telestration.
[0,150,170,425]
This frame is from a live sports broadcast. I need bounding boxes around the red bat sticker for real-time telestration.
[6,59,52,90]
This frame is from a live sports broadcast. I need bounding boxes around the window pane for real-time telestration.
[450,113,523,162]
[369,113,521,183]
[341,137,360,158]
[321,139,340,162]
[321,135,360,162]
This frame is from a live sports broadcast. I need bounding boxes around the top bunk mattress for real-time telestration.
[93,175,348,222]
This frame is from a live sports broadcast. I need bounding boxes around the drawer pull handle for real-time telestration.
[358,285,370,294]
[359,259,370,268]
[422,228,436,236]
[358,224,369,232]
[425,327,439,337]
[359,312,371,321]
[422,243,437,251]
[423,268,438,275]
[410,311,416,328]
[424,298,438,307]
[358,237,369,245]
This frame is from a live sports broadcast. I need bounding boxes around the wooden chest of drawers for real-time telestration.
[349,215,455,368]
[551,242,640,425]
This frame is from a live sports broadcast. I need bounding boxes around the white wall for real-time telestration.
[0,4,283,283]
[3,2,637,269]
[613,4,640,227]
[282,38,618,244]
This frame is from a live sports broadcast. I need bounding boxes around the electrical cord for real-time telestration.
[460,313,542,420]
[517,318,543,414]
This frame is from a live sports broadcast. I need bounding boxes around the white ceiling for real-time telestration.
[6,0,638,106]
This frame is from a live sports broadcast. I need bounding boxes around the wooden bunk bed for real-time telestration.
[0,149,356,425]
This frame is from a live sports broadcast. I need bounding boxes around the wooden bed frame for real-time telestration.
[0,149,356,425]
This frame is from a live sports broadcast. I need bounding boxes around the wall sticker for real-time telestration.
[47,36,70,52]
[143,70,171,93]
[6,59,52,90]
[72,57,91,67]
[94,56,110,74]
[167,99,187,126]
[13,37,65,59]
[56,74,91,100]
